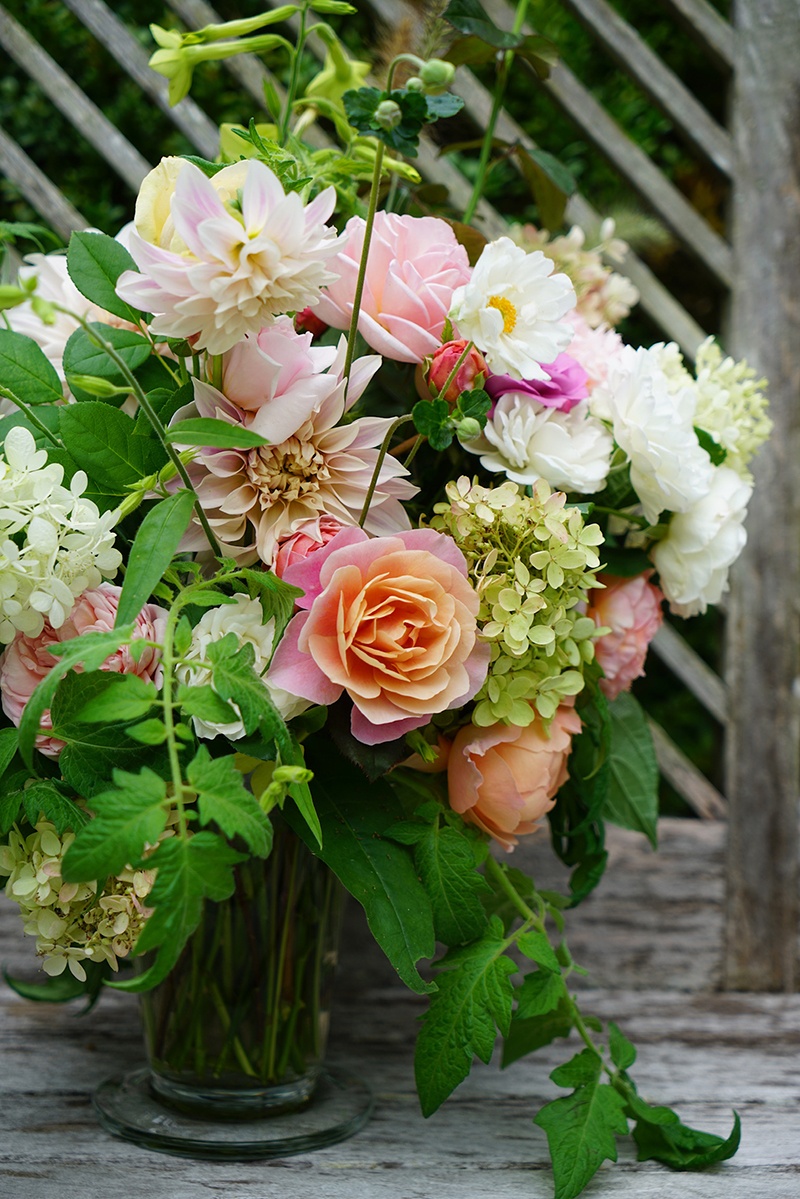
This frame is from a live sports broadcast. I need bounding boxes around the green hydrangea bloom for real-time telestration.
[430,478,605,724]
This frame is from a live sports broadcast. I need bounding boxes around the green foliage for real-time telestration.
[58,401,165,493]
[66,231,141,323]
[0,329,63,406]
[62,766,168,881]
[166,418,268,449]
[115,490,196,627]
[603,693,659,847]
[188,746,273,858]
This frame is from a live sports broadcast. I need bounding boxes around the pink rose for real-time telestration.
[0,584,167,757]
[425,339,488,404]
[267,526,490,744]
[485,353,588,413]
[588,573,664,700]
[315,213,472,363]
[447,705,582,850]
[273,515,347,578]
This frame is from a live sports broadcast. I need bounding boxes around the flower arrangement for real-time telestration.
[0,2,770,1194]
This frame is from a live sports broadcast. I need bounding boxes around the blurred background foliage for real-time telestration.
[0,0,731,813]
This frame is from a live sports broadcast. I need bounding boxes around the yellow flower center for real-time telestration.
[487,294,517,335]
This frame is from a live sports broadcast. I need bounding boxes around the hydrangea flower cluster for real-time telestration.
[0,820,154,980]
[431,477,604,725]
[0,427,122,642]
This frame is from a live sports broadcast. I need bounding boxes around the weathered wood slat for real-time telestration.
[660,0,736,71]
[62,0,220,161]
[0,125,87,239]
[725,0,800,992]
[650,621,728,723]
[649,719,728,819]
[0,4,150,192]
[558,0,733,174]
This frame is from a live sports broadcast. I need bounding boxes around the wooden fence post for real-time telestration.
[725,0,800,990]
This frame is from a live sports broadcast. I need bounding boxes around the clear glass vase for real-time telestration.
[94,821,373,1158]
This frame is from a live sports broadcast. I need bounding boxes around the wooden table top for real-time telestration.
[3,819,799,1199]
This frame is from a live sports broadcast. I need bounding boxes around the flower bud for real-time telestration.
[374,99,403,131]
[405,76,424,93]
[294,307,328,338]
[419,58,456,94]
[426,339,488,404]
[455,416,482,442]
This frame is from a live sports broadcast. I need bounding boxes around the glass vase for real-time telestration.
[94,820,372,1159]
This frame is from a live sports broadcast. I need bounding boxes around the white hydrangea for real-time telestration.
[449,237,576,380]
[0,427,122,642]
[591,345,713,525]
[651,466,752,617]
[177,594,310,739]
[465,395,613,494]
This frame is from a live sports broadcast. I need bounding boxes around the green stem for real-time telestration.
[435,339,475,402]
[342,139,386,388]
[209,983,258,1077]
[279,3,308,146]
[484,853,544,928]
[463,0,531,224]
[0,385,62,448]
[266,842,300,1080]
[357,413,414,527]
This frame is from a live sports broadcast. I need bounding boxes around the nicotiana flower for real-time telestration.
[0,427,122,643]
[449,237,576,381]
[590,345,713,525]
[315,212,471,363]
[177,595,309,740]
[431,478,605,725]
[173,337,416,565]
[0,583,167,756]
[651,465,752,617]
[466,393,613,494]
[116,158,342,354]
[0,820,154,979]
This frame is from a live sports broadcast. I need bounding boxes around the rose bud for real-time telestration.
[425,339,488,404]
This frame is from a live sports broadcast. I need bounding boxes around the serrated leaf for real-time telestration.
[115,489,196,628]
[633,1108,741,1170]
[112,832,245,992]
[517,929,562,973]
[443,0,522,47]
[0,789,23,836]
[62,322,150,384]
[285,746,435,995]
[0,727,18,781]
[20,780,89,834]
[62,767,168,882]
[72,673,158,723]
[405,818,490,945]
[415,917,516,1115]
[516,969,564,1019]
[604,692,658,848]
[502,999,574,1067]
[608,1021,636,1071]
[66,231,140,323]
[235,568,302,652]
[135,382,194,435]
[188,746,272,858]
[166,418,268,449]
[125,718,168,745]
[535,1048,629,1199]
[0,329,63,406]
[58,401,165,492]
[177,684,238,725]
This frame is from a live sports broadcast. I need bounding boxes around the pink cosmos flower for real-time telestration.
[485,353,588,414]
[172,337,416,566]
[315,213,471,363]
[424,340,488,404]
[267,527,491,745]
[588,572,664,700]
[0,584,167,757]
[116,159,342,355]
[273,514,347,578]
[447,704,582,851]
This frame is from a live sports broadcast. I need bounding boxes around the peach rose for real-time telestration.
[314,212,471,363]
[267,526,490,744]
[0,584,167,756]
[588,572,663,700]
[447,704,582,850]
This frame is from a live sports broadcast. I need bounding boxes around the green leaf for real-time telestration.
[3,961,109,1004]
[608,1021,636,1071]
[517,929,562,974]
[455,388,491,423]
[443,0,522,48]
[0,328,63,406]
[515,969,564,1019]
[58,401,165,492]
[390,815,489,946]
[695,426,727,467]
[188,746,272,858]
[285,746,436,994]
[343,87,428,157]
[62,322,150,384]
[0,727,18,781]
[112,832,245,992]
[57,724,162,797]
[66,231,140,323]
[62,767,168,881]
[501,999,574,1066]
[236,568,303,652]
[18,626,134,770]
[20,780,89,834]
[633,1106,741,1170]
[534,1048,629,1199]
[177,684,238,726]
[135,382,193,435]
[125,718,168,745]
[515,145,576,233]
[415,917,516,1115]
[0,788,23,835]
[412,397,454,450]
[604,692,659,848]
[425,93,464,121]
[166,418,268,449]
[115,490,196,628]
[72,673,158,723]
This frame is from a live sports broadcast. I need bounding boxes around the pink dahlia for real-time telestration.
[267,526,491,744]
[315,212,471,363]
[0,583,167,756]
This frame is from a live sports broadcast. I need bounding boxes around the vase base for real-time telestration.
[94,1066,373,1160]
